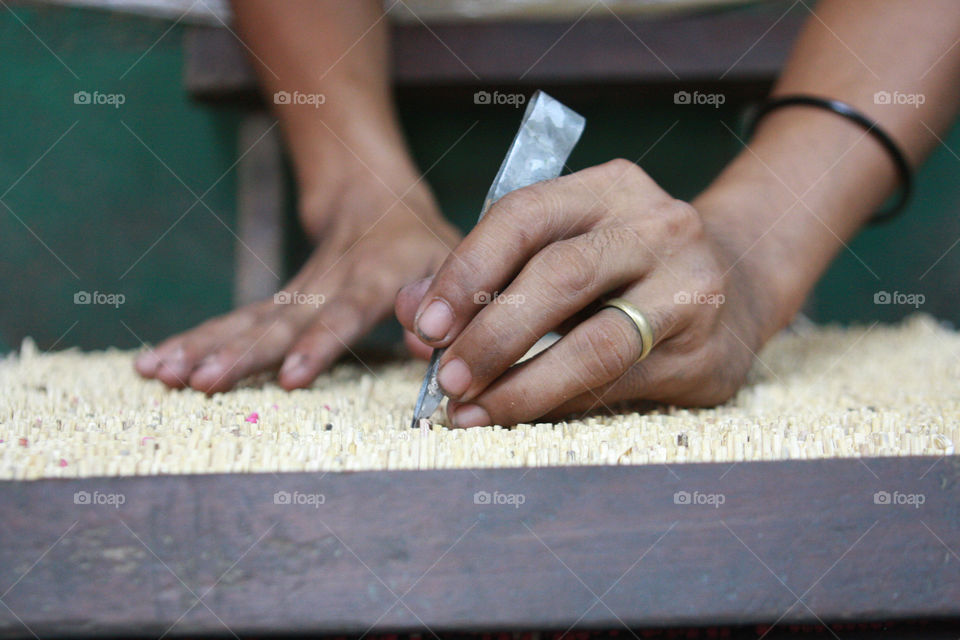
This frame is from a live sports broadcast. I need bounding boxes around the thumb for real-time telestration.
[395,276,434,332]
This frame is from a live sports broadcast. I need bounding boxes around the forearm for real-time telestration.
[230,0,416,200]
[695,0,960,337]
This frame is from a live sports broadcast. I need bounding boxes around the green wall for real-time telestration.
[2,4,959,355]
[1,5,241,353]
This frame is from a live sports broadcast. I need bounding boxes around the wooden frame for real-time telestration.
[1,455,957,637]
[183,5,807,98]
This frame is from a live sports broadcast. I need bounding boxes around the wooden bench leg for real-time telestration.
[233,111,285,307]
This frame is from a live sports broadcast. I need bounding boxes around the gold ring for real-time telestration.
[601,297,655,362]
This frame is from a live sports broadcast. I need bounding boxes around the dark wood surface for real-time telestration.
[0,455,958,638]
[184,3,806,99]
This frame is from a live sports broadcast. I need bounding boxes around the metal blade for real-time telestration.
[411,91,585,427]
[411,349,444,428]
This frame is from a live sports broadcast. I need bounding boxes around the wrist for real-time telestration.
[692,102,902,341]
[693,178,808,341]
[295,124,442,241]
[275,84,426,234]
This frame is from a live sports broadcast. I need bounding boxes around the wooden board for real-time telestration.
[0,456,958,638]
[183,5,806,99]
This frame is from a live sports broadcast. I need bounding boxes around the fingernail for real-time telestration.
[438,357,471,398]
[280,353,307,378]
[191,359,225,386]
[417,299,453,342]
[452,404,491,429]
[135,351,160,374]
[159,348,189,377]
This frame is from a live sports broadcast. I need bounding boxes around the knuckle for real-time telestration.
[696,272,725,302]
[265,314,301,346]
[601,157,645,181]
[665,324,701,354]
[491,184,563,240]
[655,199,704,240]
[530,240,599,301]
[432,256,486,310]
[594,158,657,201]
[574,315,635,382]
[495,185,549,222]
[680,264,724,302]
[595,226,641,259]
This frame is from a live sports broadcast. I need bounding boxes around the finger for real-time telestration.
[413,160,673,348]
[542,343,721,420]
[395,276,433,333]
[143,312,258,387]
[188,312,310,393]
[544,360,669,420]
[446,291,683,427]
[445,354,665,426]
[437,229,651,402]
[278,294,386,389]
[279,253,409,389]
[413,167,615,346]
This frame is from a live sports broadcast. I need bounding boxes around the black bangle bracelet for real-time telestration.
[747,95,914,224]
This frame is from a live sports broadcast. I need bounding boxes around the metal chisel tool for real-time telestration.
[411,90,586,427]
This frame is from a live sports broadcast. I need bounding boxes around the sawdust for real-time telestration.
[0,314,957,479]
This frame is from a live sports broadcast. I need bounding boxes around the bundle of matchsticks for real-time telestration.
[0,315,956,480]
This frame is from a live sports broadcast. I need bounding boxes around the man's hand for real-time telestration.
[137,178,460,393]
[396,159,775,428]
